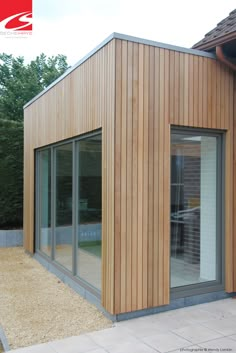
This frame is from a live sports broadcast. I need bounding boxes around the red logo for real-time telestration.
[0,0,32,31]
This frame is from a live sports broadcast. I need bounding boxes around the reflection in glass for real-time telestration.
[171,132,218,288]
[77,134,102,289]
[39,149,51,256]
[55,143,73,271]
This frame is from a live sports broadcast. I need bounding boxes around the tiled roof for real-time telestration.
[193,9,236,49]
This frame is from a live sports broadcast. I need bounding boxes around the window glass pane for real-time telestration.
[171,132,219,288]
[77,134,102,289]
[38,149,51,256]
[55,143,73,271]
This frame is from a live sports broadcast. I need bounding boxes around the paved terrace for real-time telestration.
[10,298,236,353]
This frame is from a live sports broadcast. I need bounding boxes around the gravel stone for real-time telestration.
[0,247,112,349]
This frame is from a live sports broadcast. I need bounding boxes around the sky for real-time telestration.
[1,0,235,66]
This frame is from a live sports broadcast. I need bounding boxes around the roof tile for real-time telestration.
[193,9,236,48]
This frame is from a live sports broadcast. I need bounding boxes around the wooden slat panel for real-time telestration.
[114,39,122,314]
[24,41,116,314]
[142,44,149,309]
[126,41,133,312]
[120,39,127,313]
[198,56,203,128]
[169,51,175,123]
[207,59,212,128]
[158,48,165,305]
[174,52,180,125]
[179,53,184,126]
[202,57,208,128]
[137,43,144,310]
[193,55,199,127]
[153,47,160,307]
[211,60,217,129]
[114,40,234,314]
[188,55,194,127]
[114,43,171,312]
[183,54,189,126]
[131,42,139,311]
[148,45,154,307]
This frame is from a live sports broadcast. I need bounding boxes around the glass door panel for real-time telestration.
[55,143,73,271]
[38,149,51,256]
[77,134,102,290]
[171,131,221,289]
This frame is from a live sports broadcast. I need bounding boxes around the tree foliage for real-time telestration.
[0,53,69,227]
[0,53,68,121]
[0,119,23,228]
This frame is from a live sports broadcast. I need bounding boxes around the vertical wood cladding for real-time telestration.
[24,36,235,316]
[24,41,116,314]
[114,39,234,314]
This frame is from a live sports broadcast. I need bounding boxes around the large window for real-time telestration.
[38,149,51,256]
[77,135,102,289]
[171,129,223,292]
[55,143,73,271]
[36,131,102,292]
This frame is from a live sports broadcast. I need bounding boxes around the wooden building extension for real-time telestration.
[24,33,236,316]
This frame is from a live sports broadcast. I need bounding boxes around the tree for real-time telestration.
[0,53,68,227]
[0,120,23,227]
[0,53,69,121]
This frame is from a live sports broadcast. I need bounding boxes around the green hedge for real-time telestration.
[0,119,23,228]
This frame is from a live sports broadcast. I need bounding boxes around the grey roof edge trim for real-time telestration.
[113,33,216,58]
[24,32,216,109]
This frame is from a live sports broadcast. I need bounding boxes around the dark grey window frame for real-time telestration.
[170,126,225,299]
[35,129,102,298]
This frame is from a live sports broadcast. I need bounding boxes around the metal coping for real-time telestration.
[24,32,216,109]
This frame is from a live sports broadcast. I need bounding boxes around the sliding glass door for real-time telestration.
[55,143,73,271]
[171,129,223,292]
[38,149,51,256]
[77,135,102,289]
[36,131,102,292]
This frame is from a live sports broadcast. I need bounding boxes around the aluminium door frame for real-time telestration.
[170,126,225,299]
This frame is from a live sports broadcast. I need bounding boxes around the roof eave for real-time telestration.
[193,31,236,50]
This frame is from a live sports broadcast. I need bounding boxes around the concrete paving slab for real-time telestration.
[141,332,191,353]
[172,323,222,344]
[198,298,236,318]
[106,341,159,353]
[199,336,236,350]
[87,327,139,348]
[201,314,236,336]
[48,335,99,353]
[170,307,219,324]
[9,298,236,353]
[9,343,56,353]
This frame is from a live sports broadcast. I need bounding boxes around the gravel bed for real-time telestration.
[0,247,112,350]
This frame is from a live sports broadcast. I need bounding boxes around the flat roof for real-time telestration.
[24,32,216,109]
